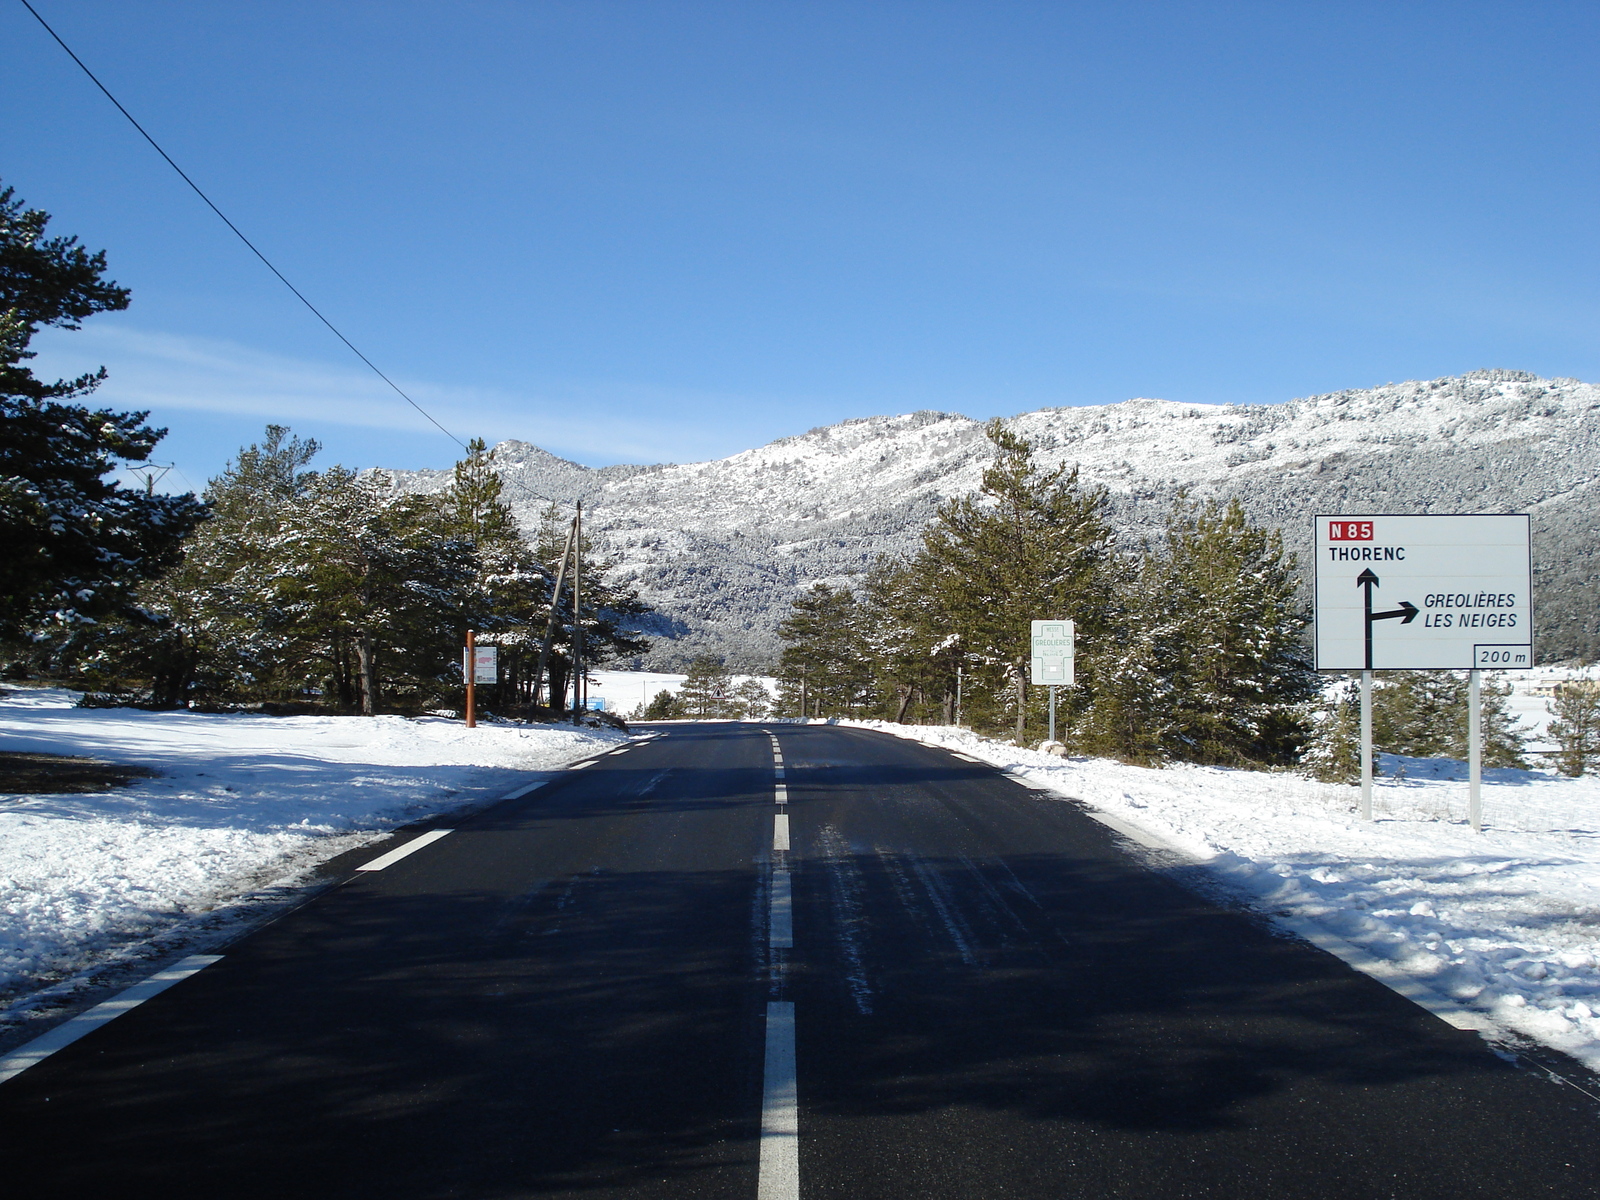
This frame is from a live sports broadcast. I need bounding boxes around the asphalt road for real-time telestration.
[3,722,1597,1199]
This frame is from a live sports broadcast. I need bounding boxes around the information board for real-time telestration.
[1030,620,1075,686]
[471,646,499,684]
[1313,514,1532,671]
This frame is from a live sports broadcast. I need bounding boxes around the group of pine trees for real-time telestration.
[769,421,1600,778]
[20,427,652,715]
[0,180,650,715]
[1299,673,1530,783]
[774,421,1321,767]
[635,655,773,720]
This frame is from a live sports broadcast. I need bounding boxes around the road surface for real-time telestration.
[3,722,1596,1198]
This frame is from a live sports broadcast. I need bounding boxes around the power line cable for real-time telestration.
[18,0,469,452]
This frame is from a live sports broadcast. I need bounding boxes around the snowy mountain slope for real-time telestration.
[386,370,1600,669]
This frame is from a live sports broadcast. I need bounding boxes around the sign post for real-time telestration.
[463,633,499,730]
[1314,514,1532,829]
[1030,620,1076,743]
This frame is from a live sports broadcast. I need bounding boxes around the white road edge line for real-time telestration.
[758,1000,800,1200]
[770,869,794,949]
[503,781,547,800]
[773,813,790,852]
[355,829,453,872]
[0,954,223,1086]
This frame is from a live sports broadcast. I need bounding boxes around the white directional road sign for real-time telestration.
[1314,514,1531,671]
[1030,620,1076,686]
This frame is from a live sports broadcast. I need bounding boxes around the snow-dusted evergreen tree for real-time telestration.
[678,655,738,718]
[1071,554,1175,764]
[733,677,771,719]
[68,426,318,705]
[636,689,685,720]
[439,439,549,707]
[1548,683,1600,777]
[1131,497,1316,766]
[777,583,869,717]
[271,467,474,713]
[1300,677,1361,783]
[913,420,1112,741]
[1372,671,1526,767]
[0,184,203,655]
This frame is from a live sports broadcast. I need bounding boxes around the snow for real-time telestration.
[844,717,1600,1072]
[0,686,626,1009]
[585,669,779,714]
[385,369,1600,667]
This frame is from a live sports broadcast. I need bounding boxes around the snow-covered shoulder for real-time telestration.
[0,687,626,1012]
[841,718,1600,1074]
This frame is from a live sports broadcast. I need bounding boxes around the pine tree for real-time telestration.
[777,584,868,717]
[1300,678,1362,784]
[1,184,204,647]
[678,654,737,718]
[66,426,321,706]
[637,688,685,720]
[1548,682,1600,777]
[1372,671,1526,767]
[1135,497,1317,766]
[915,421,1112,742]
[734,678,771,719]
[439,439,547,708]
[1072,553,1175,764]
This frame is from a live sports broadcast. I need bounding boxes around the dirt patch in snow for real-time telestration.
[0,752,157,795]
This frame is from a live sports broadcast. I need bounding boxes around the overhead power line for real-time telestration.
[19,0,469,452]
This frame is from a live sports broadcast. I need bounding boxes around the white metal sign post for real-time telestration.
[1030,620,1076,743]
[1314,514,1532,830]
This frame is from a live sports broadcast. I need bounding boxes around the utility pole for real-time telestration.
[532,518,577,710]
[956,665,964,729]
[127,461,173,495]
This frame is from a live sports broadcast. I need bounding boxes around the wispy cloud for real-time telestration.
[24,325,796,467]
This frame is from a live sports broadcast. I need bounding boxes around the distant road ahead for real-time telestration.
[3,722,1596,1198]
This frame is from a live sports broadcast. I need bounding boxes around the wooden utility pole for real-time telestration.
[532,518,577,710]
[465,628,477,728]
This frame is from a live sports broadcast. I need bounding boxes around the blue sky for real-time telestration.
[4,1,1598,489]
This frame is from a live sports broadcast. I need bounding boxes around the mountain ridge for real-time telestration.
[386,369,1599,668]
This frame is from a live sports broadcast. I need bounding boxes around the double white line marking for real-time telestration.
[760,731,799,1200]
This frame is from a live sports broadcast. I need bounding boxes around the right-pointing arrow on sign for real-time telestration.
[1371,601,1420,624]
[1356,568,1418,670]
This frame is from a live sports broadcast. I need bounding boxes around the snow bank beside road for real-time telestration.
[0,688,624,1005]
[845,719,1600,1073]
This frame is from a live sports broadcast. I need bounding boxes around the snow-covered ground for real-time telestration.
[0,687,625,1010]
[585,669,778,715]
[845,718,1600,1073]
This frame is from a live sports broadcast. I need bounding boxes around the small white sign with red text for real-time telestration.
[1314,514,1532,671]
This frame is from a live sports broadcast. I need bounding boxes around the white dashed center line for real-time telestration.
[759,733,800,1200]
[355,828,452,872]
[758,1001,800,1200]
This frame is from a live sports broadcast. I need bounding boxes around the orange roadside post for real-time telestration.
[465,629,477,729]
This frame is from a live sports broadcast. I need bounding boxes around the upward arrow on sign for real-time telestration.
[1356,568,1418,670]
